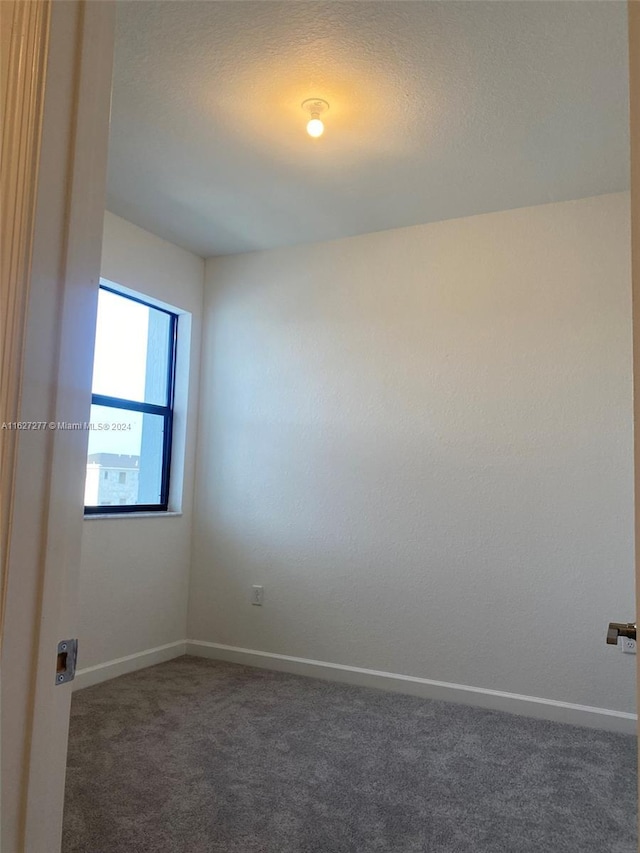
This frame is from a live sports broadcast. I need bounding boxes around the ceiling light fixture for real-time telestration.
[302,98,329,138]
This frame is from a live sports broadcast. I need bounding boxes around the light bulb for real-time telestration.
[307,117,324,138]
[302,99,329,138]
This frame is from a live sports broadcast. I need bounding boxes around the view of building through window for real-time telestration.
[84,286,176,511]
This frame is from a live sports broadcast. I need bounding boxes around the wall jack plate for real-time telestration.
[620,636,637,655]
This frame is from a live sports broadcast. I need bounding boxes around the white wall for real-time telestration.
[76,212,203,671]
[191,192,636,715]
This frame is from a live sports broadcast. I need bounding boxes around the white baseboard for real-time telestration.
[73,638,637,734]
[186,640,637,735]
[73,640,187,690]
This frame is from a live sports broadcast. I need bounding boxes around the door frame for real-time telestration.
[629,0,640,802]
[0,2,115,850]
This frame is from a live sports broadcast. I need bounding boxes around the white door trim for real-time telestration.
[628,0,640,822]
[0,2,115,850]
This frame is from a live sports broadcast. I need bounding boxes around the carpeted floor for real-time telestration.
[63,656,637,853]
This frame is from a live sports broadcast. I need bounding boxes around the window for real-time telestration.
[84,285,177,513]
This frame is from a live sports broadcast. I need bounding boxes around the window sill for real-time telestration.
[83,511,183,521]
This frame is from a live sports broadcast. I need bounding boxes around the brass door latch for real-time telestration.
[606,622,636,646]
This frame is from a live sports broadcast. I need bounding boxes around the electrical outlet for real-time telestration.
[620,636,637,655]
[250,585,264,606]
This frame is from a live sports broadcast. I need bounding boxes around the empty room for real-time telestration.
[2,1,639,852]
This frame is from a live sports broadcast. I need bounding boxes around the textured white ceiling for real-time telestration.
[107,1,629,257]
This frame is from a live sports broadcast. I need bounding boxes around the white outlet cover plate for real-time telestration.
[620,637,637,654]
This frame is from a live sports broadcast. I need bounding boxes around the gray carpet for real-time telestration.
[63,656,637,853]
